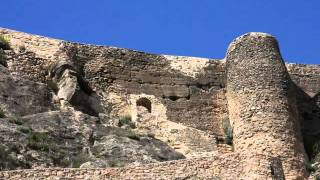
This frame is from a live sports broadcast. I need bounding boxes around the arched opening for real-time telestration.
[136,97,152,113]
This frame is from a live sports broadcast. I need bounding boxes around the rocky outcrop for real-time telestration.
[0,108,185,170]
[0,47,185,170]
[1,28,320,179]
[49,60,104,116]
[0,65,53,117]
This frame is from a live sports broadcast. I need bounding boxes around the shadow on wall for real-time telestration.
[295,84,320,163]
[49,60,105,117]
[136,97,152,113]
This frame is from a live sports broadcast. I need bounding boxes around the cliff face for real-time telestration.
[0,28,320,179]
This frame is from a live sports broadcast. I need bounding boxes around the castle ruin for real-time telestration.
[0,28,319,179]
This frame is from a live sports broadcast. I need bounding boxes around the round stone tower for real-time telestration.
[226,32,307,178]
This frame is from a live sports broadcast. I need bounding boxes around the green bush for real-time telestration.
[109,159,124,167]
[0,144,30,170]
[47,80,59,93]
[118,115,136,129]
[9,117,23,125]
[70,153,90,168]
[118,115,131,126]
[0,35,10,50]
[0,145,20,170]
[222,117,233,146]
[26,132,51,152]
[0,50,7,67]
[17,126,32,134]
[0,108,5,118]
[50,149,70,167]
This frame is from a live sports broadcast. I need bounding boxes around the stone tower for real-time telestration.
[226,33,307,179]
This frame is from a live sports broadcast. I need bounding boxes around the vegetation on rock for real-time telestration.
[0,108,5,118]
[0,144,30,170]
[0,35,10,50]
[118,115,136,129]
[26,132,53,152]
[8,117,23,125]
[47,80,59,93]
[17,126,32,134]
[222,117,233,146]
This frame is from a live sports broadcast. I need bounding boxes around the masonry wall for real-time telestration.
[0,28,228,136]
[286,64,320,138]
[1,28,319,138]
[226,33,307,179]
[287,64,320,95]
[0,154,280,180]
[1,28,320,179]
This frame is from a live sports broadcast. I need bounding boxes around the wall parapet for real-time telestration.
[0,154,280,180]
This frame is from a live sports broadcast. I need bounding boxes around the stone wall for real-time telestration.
[226,33,307,179]
[287,64,320,96]
[1,28,319,137]
[0,28,228,136]
[69,43,227,135]
[1,28,320,179]
[286,64,320,137]
[0,154,280,180]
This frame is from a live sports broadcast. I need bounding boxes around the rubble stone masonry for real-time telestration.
[226,33,307,179]
[0,28,320,179]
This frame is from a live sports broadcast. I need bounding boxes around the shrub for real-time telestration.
[0,35,10,50]
[47,80,59,93]
[0,50,7,67]
[26,132,51,152]
[70,153,91,168]
[0,144,30,170]
[223,117,233,146]
[0,145,20,170]
[109,159,124,167]
[9,117,23,125]
[17,126,32,134]
[118,115,136,129]
[118,115,131,126]
[50,149,70,167]
[0,108,5,118]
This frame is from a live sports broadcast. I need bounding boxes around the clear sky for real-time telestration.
[1,1,319,64]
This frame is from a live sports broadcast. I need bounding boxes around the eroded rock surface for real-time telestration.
[1,28,320,179]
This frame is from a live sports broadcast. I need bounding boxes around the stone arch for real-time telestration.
[136,97,152,113]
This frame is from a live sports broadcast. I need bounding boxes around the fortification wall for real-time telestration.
[226,33,307,178]
[0,154,282,180]
[1,28,319,138]
[0,28,227,136]
[1,28,320,179]
[287,64,320,96]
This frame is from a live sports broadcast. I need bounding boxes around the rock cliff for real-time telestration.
[0,28,320,179]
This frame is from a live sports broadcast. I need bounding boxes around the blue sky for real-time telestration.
[0,1,319,64]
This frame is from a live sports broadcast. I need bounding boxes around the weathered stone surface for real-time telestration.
[0,154,279,179]
[0,109,184,170]
[0,28,320,179]
[0,65,53,116]
[226,32,307,178]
